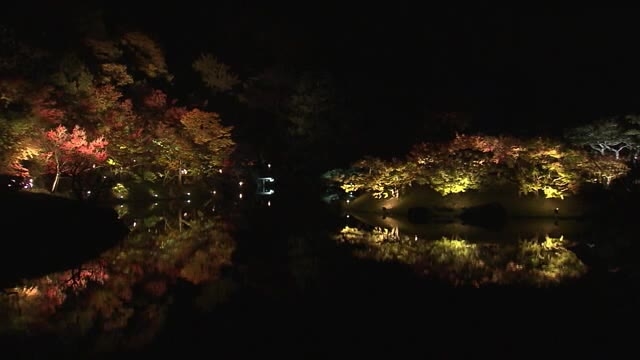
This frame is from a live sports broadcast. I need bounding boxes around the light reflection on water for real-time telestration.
[334,222,587,288]
[0,195,632,354]
[0,197,239,352]
[339,208,636,287]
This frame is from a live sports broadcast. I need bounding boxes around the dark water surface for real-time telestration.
[1,189,638,358]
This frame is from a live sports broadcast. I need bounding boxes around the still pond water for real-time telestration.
[1,190,638,358]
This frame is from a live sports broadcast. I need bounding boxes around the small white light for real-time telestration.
[219,169,223,173]
[268,163,271,169]
[239,193,243,199]
[267,200,271,207]
[239,181,243,186]
[133,221,137,227]
[414,235,418,241]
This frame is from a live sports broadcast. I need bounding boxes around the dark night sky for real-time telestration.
[5,4,640,138]
[104,5,640,134]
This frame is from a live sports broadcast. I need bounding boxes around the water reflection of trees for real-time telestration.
[335,226,586,287]
[0,202,234,352]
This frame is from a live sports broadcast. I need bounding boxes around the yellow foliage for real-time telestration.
[192,53,240,92]
[333,229,586,287]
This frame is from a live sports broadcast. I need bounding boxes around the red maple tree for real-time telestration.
[43,125,108,193]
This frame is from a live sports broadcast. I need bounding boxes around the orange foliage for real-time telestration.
[31,87,66,124]
[99,63,133,86]
[120,32,170,80]
[180,109,226,145]
[90,85,123,114]
[143,89,167,108]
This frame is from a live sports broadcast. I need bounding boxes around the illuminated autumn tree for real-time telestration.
[0,79,47,178]
[513,138,581,199]
[192,53,240,93]
[84,38,123,62]
[179,109,235,177]
[120,32,172,81]
[97,63,134,87]
[408,139,493,196]
[0,117,41,178]
[84,38,133,87]
[328,157,415,199]
[572,154,630,187]
[42,125,108,194]
[151,123,200,186]
[337,157,385,194]
[54,84,144,184]
[449,134,524,165]
[129,90,199,185]
[30,87,66,124]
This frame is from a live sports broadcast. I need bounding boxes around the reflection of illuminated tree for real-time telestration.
[516,236,587,283]
[0,215,234,352]
[335,226,586,287]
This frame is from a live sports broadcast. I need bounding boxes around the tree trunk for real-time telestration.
[51,171,60,193]
[51,155,61,193]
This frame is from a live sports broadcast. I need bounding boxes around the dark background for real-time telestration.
[109,5,640,133]
[4,4,640,153]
